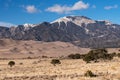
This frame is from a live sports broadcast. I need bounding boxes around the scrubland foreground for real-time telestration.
[0,39,120,80]
[0,57,120,80]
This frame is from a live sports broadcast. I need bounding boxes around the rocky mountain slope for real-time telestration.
[0,16,120,48]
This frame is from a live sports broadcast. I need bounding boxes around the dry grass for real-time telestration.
[0,58,120,80]
[0,39,120,80]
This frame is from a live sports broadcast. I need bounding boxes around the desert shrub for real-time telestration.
[83,49,114,63]
[84,70,96,77]
[117,53,120,57]
[8,61,15,67]
[27,56,32,59]
[105,54,113,60]
[51,59,61,66]
[111,52,117,56]
[83,54,94,63]
[68,54,74,59]
[105,53,116,60]
[68,54,81,59]
[80,54,86,58]
[19,62,23,65]
[42,55,48,58]
[37,59,41,63]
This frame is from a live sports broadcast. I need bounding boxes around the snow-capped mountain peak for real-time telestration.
[104,20,112,25]
[51,16,72,23]
[51,16,96,26]
[23,23,37,30]
[23,23,36,27]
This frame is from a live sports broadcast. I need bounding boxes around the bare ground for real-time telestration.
[0,39,90,58]
[0,39,119,59]
[0,39,120,80]
[0,58,120,80]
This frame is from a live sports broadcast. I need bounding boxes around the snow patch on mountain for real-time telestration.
[97,20,112,25]
[23,23,37,30]
[85,28,89,34]
[51,16,96,27]
[112,26,116,29]
[51,16,71,27]
[98,35,105,38]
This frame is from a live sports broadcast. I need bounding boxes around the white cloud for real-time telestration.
[46,1,89,14]
[0,21,16,27]
[104,5,118,10]
[72,1,89,10]
[25,5,40,13]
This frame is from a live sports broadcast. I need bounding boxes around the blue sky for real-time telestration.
[0,0,120,26]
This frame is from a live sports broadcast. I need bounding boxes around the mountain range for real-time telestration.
[0,16,120,48]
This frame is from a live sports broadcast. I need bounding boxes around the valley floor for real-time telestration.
[0,58,120,80]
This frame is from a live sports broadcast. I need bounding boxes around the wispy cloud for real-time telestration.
[46,1,89,14]
[0,21,16,27]
[104,5,118,10]
[22,5,40,13]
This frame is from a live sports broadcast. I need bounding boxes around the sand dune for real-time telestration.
[0,39,90,58]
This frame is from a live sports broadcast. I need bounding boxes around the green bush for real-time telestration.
[84,70,96,77]
[51,59,61,66]
[83,49,114,63]
[8,61,15,67]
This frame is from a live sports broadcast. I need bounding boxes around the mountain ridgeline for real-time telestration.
[0,16,120,48]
